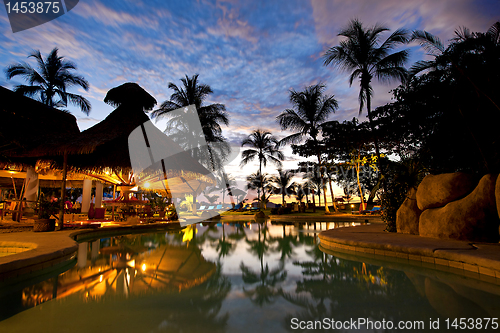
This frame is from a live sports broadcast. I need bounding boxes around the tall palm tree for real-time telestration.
[270,169,297,206]
[276,83,338,213]
[5,47,91,114]
[151,74,230,170]
[323,19,409,160]
[241,130,284,208]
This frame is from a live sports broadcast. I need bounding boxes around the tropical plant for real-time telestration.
[270,169,297,206]
[213,171,236,207]
[37,195,60,219]
[151,74,230,170]
[276,83,338,213]
[240,130,283,208]
[246,171,272,208]
[295,183,306,207]
[5,47,91,114]
[323,19,409,163]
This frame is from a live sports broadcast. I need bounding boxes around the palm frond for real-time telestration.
[65,92,91,115]
[411,30,445,56]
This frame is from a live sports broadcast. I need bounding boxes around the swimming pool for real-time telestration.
[0,221,499,332]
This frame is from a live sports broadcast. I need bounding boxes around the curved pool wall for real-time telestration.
[1,221,500,332]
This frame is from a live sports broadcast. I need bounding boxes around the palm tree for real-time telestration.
[276,83,338,213]
[5,47,91,114]
[246,171,272,208]
[270,169,297,206]
[410,22,500,112]
[214,171,236,207]
[240,130,284,208]
[295,183,306,212]
[323,19,409,160]
[151,74,230,170]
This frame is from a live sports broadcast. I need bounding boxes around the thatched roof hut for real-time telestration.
[60,83,215,189]
[0,86,80,167]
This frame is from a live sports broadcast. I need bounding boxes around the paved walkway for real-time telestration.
[319,224,500,282]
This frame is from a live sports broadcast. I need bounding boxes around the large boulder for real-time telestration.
[416,172,477,211]
[396,187,421,234]
[419,174,499,242]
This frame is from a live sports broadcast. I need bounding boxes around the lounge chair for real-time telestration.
[207,206,215,211]
[362,206,382,215]
[216,204,223,210]
[199,205,206,211]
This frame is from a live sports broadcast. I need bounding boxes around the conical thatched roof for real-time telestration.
[0,86,80,166]
[60,83,215,186]
[104,82,157,110]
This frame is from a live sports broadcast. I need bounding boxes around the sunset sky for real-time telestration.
[1,0,498,198]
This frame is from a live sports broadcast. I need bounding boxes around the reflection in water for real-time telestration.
[1,221,500,332]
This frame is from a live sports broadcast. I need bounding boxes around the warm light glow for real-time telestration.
[142,263,146,271]
[143,181,151,188]
[99,275,103,282]
[351,204,354,208]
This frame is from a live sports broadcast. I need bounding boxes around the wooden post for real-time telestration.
[57,151,68,230]
[112,185,116,221]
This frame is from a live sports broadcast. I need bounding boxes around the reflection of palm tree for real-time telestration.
[5,47,91,114]
[240,223,287,306]
[216,224,235,259]
[280,252,425,331]
[227,223,247,242]
[241,130,284,208]
[271,232,298,262]
[240,261,287,307]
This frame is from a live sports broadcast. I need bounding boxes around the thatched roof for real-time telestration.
[0,86,80,165]
[59,83,215,186]
[104,82,157,110]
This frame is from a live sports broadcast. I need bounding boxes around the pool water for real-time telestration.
[1,221,500,332]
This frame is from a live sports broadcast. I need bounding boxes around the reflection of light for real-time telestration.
[99,275,103,282]
[142,263,146,271]
[127,259,135,268]
[143,182,151,189]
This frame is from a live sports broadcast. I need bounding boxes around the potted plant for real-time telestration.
[34,196,59,232]
[156,197,168,218]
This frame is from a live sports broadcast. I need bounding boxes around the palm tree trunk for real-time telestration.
[316,150,330,214]
[355,152,365,211]
[317,188,321,207]
[328,178,338,212]
[258,162,262,209]
[312,190,316,213]
[57,151,68,230]
[366,92,387,197]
